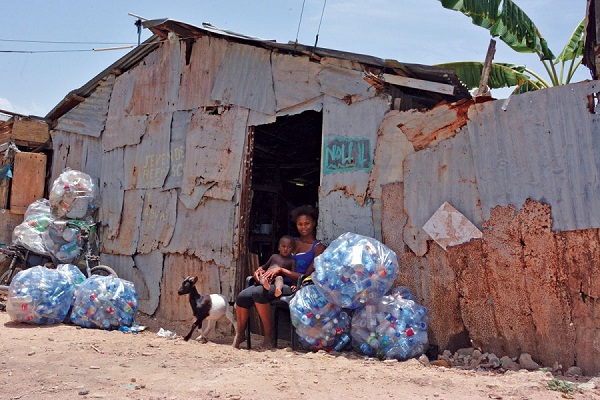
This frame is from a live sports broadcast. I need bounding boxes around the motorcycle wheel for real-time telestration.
[90,265,118,278]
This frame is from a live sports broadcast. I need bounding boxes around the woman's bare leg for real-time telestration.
[233,306,248,349]
[255,302,273,349]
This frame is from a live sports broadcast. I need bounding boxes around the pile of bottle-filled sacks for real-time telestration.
[12,168,100,264]
[290,232,430,361]
[6,265,137,329]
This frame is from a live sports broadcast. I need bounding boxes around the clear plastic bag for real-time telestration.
[350,286,429,360]
[312,232,400,309]
[289,284,351,351]
[70,275,137,330]
[6,266,77,324]
[49,168,99,219]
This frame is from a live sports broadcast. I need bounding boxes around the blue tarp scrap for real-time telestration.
[0,164,13,181]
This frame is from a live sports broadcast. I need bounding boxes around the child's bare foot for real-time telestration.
[274,276,283,297]
[232,333,246,349]
[260,277,270,291]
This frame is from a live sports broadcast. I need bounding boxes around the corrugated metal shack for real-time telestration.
[45,19,469,322]
[44,19,600,374]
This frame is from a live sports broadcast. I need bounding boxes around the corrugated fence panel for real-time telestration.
[53,75,114,137]
[162,197,235,268]
[272,52,323,112]
[102,189,143,255]
[137,188,177,254]
[181,106,249,201]
[319,190,376,244]
[210,42,276,115]
[404,129,483,256]
[129,39,182,116]
[468,80,600,231]
[103,71,147,152]
[99,147,125,239]
[367,110,415,200]
[123,112,173,190]
[321,95,390,206]
[178,35,227,110]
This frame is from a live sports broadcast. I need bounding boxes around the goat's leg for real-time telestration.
[184,320,199,341]
[199,319,215,342]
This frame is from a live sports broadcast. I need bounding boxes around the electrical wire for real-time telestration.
[0,38,136,45]
[294,0,307,46]
[314,0,327,49]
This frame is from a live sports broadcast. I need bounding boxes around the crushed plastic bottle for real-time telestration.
[350,287,429,360]
[312,232,400,309]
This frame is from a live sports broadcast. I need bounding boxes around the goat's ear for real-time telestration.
[191,276,198,284]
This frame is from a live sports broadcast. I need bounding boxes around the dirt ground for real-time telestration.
[0,309,599,400]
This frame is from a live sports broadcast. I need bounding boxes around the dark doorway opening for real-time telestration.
[249,110,322,264]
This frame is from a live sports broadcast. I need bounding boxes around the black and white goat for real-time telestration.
[177,276,237,342]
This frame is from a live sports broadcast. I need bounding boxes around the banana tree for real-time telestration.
[436,0,585,93]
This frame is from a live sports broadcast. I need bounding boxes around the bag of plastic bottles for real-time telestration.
[56,263,86,286]
[70,275,138,330]
[312,232,399,309]
[12,199,54,255]
[49,168,99,219]
[289,283,351,351]
[350,286,429,360]
[6,266,78,324]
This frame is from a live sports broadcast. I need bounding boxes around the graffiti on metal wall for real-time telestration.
[323,137,371,174]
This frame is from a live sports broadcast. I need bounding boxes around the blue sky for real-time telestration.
[0,0,589,117]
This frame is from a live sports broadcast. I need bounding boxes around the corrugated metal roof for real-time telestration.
[467,80,600,231]
[46,18,470,121]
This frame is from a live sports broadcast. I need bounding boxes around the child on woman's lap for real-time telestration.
[258,235,296,297]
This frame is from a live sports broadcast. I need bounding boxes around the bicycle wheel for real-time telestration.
[90,265,118,278]
[0,267,23,286]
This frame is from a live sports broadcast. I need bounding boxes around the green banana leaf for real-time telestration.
[439,0,554,60]
[555,18,585,63]
[435,61,531,89]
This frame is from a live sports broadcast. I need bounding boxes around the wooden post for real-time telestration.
[477,38,497,97]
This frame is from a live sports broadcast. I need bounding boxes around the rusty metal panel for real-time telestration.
[210,42,276,115]
[128,39,182,116]
[467,80,600,231]
[53,75,114,137]
[103,71,147,152]
[156,254,227,322]
[164,110,190,190]
[102,189,143,255]
[318,191,376,244]
[99,147,125,238]
[318,66,377,103]
[178,35,227,110]
[367,110,415,200]
[50,131,102,184]
[321,95,390,206]
[403,129,483,256]
[161,197,235,268]
[123,112,172,190]
[271,52,323,112]
[181,106,249,201]
[137,188,177,254]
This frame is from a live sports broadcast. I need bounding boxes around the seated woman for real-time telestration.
[233,205,326,349]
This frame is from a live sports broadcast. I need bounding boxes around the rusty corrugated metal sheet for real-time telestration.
[99,147,125,238]
[53,75,114,137]
[138,189,177,254]
[467,81,600,231]
[178,35,227,110]
[181,106,249,201]
[403,129,483,256]
[161,197,236,268]
[123,112,172,190]
[211,42,276,115]
[272,52,323,112]
[50,131,103,185]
